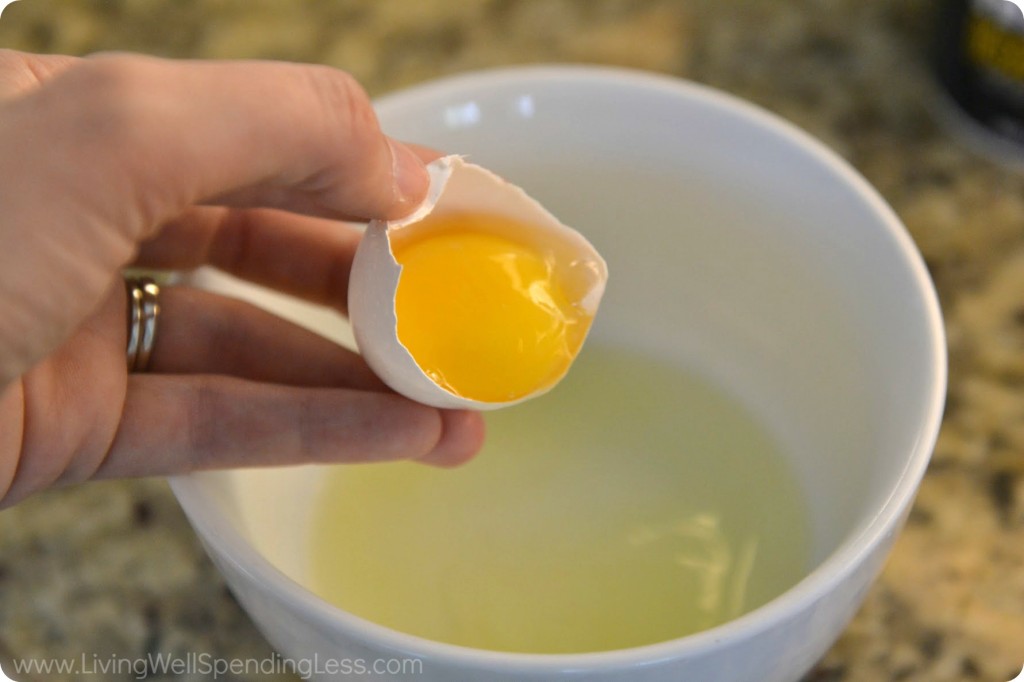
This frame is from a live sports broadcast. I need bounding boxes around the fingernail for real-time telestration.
[387,138,429,209]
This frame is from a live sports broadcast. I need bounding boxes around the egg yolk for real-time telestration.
[390,212,592,403]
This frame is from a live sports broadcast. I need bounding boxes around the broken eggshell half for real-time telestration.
[347,155,607,410]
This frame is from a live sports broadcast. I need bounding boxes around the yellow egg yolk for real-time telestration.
[390,212,592,403]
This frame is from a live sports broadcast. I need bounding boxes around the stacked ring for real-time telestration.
[124,276,161,372]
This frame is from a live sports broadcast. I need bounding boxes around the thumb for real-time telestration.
[4,53,430,228]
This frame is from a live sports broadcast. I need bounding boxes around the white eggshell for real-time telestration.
[348,155,607,410]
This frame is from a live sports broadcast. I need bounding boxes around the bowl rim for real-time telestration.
[170,63,947,672]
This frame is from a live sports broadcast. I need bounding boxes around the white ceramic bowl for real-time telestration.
[171,66,946,682]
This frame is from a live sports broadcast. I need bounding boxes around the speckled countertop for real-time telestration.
[0,1,1022,680]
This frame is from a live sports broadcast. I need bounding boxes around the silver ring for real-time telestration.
[125,276,160,372]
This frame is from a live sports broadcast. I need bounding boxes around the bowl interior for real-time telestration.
[176,67,944,653]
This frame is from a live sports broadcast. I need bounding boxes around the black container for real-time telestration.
[933,0,1024,159]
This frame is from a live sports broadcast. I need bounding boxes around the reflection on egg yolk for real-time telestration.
[390,212,591,403]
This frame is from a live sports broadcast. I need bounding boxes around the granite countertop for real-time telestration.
[0,1,1022,680]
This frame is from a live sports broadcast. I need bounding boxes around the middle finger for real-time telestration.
[149,285,386,391]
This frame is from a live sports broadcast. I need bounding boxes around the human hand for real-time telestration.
[0,50,484,508]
